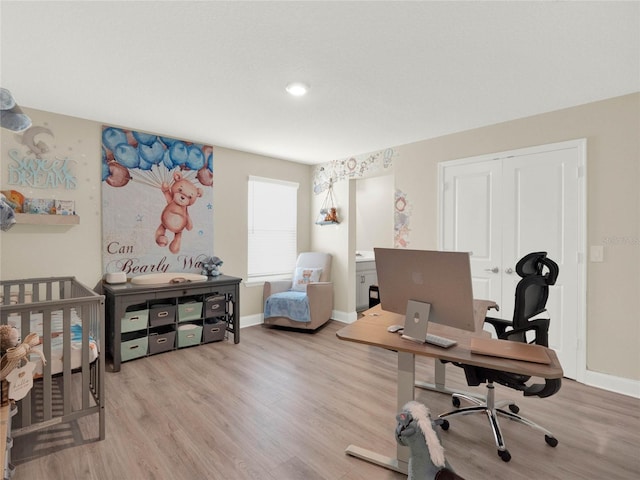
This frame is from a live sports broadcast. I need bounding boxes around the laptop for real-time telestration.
[470,337,551,364]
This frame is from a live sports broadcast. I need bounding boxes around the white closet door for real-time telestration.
[440,140,585,379]
[441,159,502,306]
[502,146,581,377]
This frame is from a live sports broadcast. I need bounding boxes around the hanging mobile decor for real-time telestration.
[316,179,339,225]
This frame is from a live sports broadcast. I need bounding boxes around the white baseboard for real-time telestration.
[241,311,355,327]
[584,369,640,398]
[331,310,356,324]
[240,313,264,329]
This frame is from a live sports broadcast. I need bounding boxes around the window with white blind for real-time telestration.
[247,176,298,282]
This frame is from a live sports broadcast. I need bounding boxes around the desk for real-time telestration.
[414,299,498,397]
[336,308,563,474]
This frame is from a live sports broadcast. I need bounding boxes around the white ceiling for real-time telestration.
[1,1,639,165]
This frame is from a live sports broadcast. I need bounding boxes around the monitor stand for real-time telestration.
[401,300,431,344]
[402,299,457,348]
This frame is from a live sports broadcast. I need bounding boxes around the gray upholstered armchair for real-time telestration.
[263,252,333,330]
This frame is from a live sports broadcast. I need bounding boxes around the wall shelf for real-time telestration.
[15,213,80,225]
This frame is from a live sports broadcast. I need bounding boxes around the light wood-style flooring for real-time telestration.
[12,321,640,479]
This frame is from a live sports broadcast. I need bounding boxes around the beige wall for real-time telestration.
[213,146,311,318]
[0,109,103,287]
[355,175,394,253]
[317,93,639,382]
[311,177,352,317]
[0,108,312,318]
[2,93,638,384]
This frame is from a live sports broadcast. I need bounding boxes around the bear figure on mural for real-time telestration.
[156,171,203,254]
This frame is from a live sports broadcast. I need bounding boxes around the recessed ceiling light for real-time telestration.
[286,82,310,97]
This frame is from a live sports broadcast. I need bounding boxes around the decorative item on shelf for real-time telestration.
[23,198,55,214]
[1,190,24,213]
[201,256,223,276]
[316,179,340,225]
[55,200,76,215]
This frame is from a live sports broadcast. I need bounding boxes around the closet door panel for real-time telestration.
[502,151,567,267]
[441,159,502,307]
[503,146,581,376]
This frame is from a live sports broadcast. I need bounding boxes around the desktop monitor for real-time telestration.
[374,248,476,332]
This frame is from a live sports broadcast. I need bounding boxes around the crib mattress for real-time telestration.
[7,309,99,377]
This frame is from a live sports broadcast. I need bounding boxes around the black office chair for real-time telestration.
[438,252,561,462]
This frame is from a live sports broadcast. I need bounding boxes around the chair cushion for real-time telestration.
[291,267,323,292]
[264,291,311,323]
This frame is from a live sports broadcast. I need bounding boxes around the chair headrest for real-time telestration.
[515,252,559,286]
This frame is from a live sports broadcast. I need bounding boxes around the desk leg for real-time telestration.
[415,360,485,400]
[414,360,450,394]
[345,351,413,475]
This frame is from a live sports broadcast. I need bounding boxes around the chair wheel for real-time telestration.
[545,435,559,447]
[498,449,511,462]
[452,396,461,408]
[508,404,520,414]
[440,419,450,430]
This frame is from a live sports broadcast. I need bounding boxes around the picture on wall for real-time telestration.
[101,126,214,277]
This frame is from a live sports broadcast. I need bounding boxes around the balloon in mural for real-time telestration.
[138,140,164,164]
[101,161,109,181]
[196,150,213,185]
[132,131,157,146]
[105,161,131,187]
[101,126,213,189]
[186,145,205,170]
[169,141,189,167]
[197,166,213,186]
[102,127,127,151]
[114,143,140,169]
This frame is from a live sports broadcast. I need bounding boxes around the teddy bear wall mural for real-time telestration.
[156,170,203,254]
[101,126,215,277]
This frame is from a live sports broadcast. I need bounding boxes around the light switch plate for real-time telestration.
[590,245,604,262]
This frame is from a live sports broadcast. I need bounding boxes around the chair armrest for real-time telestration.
[524,378,562,398]
[473,299,499,332]
[503,318,551,346]
[306,282,333,299]
[306,282,333,322]
[484,316,513,337]
[263,280,292,302]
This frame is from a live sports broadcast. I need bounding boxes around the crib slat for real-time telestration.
[81,303,90,410]
[18,313,32,429]
[42,308,53,423]
[62,306,72,417]
[31,282,39,303]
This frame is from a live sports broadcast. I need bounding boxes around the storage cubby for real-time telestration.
[103,275,241,372]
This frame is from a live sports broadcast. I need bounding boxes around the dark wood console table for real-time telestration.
[103,275,241,372]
